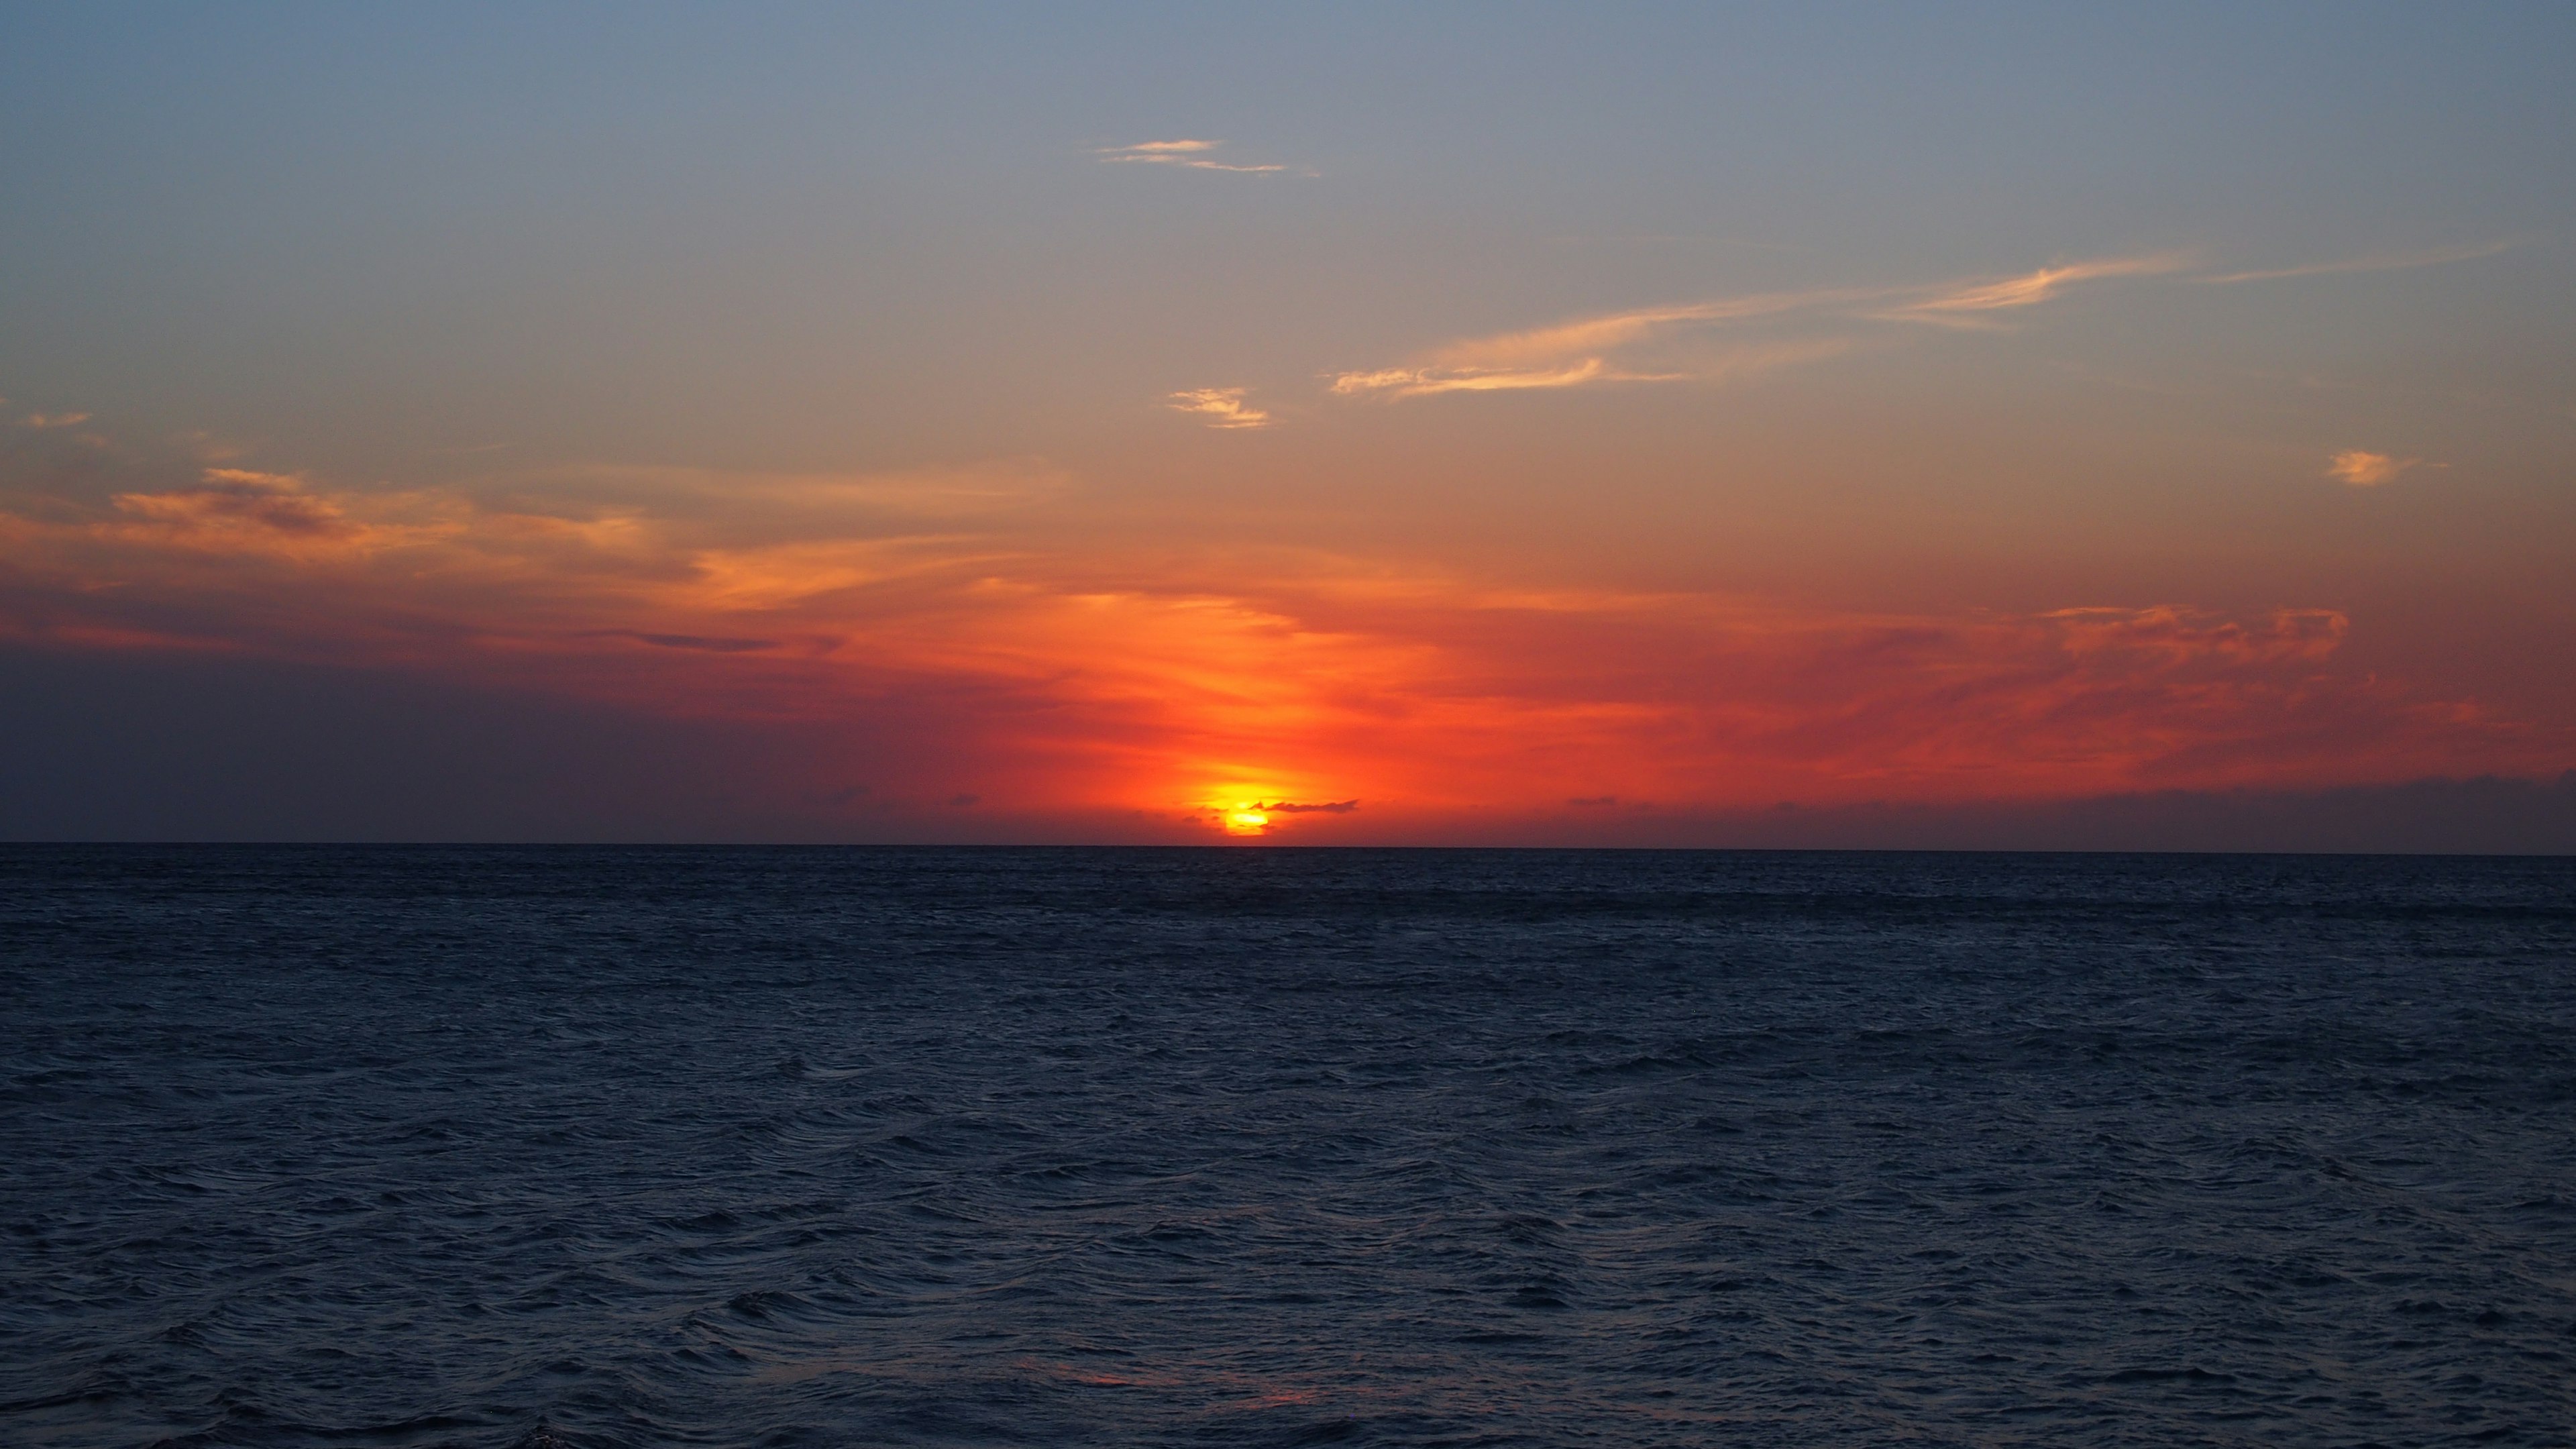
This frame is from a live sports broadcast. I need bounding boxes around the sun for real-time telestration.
[1200,780,1305,837]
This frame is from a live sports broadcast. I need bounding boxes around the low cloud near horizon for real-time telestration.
[5,641,2570,851]
[2,13,2566,849]
[4,413,2567,843]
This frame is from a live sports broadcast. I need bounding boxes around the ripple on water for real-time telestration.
[1,845,2572,1446]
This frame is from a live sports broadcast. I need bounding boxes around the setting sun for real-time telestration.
[0,7,2567,854]
[4,12,2570,1447]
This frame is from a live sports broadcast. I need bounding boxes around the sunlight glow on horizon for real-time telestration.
[1,7,2569,843]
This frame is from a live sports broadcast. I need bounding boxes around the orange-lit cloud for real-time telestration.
[121,468,343,530]
[1331,358,1617,396]
[1878,253,2190,325]
[1167,387,1272,428]
[2324,450,2420,486]
[1330,288,1867,398]
[18,412,93,429]
[5,421,2560,841]
[1330,256,2190,400]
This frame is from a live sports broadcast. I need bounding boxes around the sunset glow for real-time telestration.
[1,8,2569,845]
[13,18,2574,1449]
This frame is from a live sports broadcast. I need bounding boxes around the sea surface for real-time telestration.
[4,847,2574,1448]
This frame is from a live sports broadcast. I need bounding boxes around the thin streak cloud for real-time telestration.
[1332,244,2469,405]
[1880,254,2190,324]
[1097,139,1295,174]
[1421,292,1864,370]
[2204,240,2514,285]
[1332,360,1615,398]
[1328,255,2184,401]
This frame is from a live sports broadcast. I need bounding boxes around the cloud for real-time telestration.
[1327,287,1862,398]
[6,429,2560,835]
[2324,450,2420,486]
[1168,388,1271,429]
[1419,293,1846,370]
[1332,359,1617,398]
[2043,604,2345,667]
[464,461,1069,542]
[1097,139,1293,174]
[1880,254,2190,325]
[595,630,779,653]
[2202,240,2514,285]
[1331,235,2481,407]
[1330,337,1843,400]
[18,413,92,429]
[1329,256,2180,401]
[112,468,362,542]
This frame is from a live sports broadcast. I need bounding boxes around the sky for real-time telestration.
[3,3,2573,846]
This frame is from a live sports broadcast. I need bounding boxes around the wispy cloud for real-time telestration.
[1319,231,2483,402]
[114,468,355,539]
[2204,239,2514,285]
[1168,388,1272,429]
[1331,243,2495,407]
[1330,290,1867,398]
[1879,254,2190,325]
[1331,359,1617,397]
[1097,139,1295,174]
[18,412,93,429]
[4,423,2557,830]
[2324,450,2421,486]
[1331,343,1854,400]
[1418,294,1848,370]
[1330,256,2184,401]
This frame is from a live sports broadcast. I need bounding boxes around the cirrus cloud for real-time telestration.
[1096,139,1297,174]
[1322,241,2498,408]
[1328,256,2186,401]
[2202,239,2516,286]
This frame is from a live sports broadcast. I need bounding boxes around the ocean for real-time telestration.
[4,846,2572,1447]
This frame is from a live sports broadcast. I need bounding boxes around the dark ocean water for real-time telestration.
[4,847,2574,1448]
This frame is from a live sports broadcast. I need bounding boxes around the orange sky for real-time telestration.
[3,422,2565,841]
[3,10,2571,843]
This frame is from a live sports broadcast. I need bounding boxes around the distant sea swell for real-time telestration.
[4,846,2573,1446]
